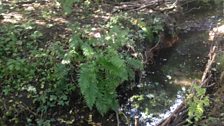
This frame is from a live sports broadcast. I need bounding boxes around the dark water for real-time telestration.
[120,31,211,126]
[119,4,224,126]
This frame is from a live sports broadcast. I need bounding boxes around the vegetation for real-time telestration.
[67,24,143,115]
[186,84,210,123]
[0,0,144,125]
[0,0,223,125]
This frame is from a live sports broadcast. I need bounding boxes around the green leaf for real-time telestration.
[126,57,143,70]
[58,0,77,15]
[78,62,98,109]
[81,43,95,59]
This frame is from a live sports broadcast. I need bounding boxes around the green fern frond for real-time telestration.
[69,34,82,48]
[98,54,128,82]
[81,43,95,59]
[106,26,129,49]
[95,92,118,115]
[78,62,98,109]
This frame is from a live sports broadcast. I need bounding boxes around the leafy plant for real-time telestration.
[64,24,143,115]
[130,18,154,41]
[186,84,210,123]
[0,23,76,124]
[0,1,144,125]
[57,0,78,14]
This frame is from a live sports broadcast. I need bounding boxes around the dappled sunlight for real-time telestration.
[1,12,24,23]
[22,4,36,11]
[35,20,46,25]
[173,78,200,86]
[209,24,224,41]
[0,0,223,125]
[52,17,68,24]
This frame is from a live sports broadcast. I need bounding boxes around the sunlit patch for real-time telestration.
[173,78,200,86]
[52,17,68,24]
[24,5,35,11]
[209,25,224,41]
[1,12,24,23]
[23,4,35,11]
[35,20,46,25]
[89,27,102,38]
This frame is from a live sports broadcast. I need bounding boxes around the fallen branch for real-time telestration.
[201,46,217,82]
[112,0,166,13]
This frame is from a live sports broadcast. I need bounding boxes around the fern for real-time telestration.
[95,92,119,115]
[65,24,143,115]
[81,43,95,59]
[78,62,98,109]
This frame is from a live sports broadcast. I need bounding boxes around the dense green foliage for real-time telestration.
[1,0,221,125]
[0,1,143,124]
[64,24,143,114]
[0,23,76,125]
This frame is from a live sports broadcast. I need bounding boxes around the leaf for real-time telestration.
[50,95,57,101]
[78,62,98,109]
[59,0,76,15]
[107,26,129,49]
[126,57,143,70]
[98,54,128,81]
[69,34,82,48]
[81,43,95,59]
[96,99,109,115]
[95,93,112,115]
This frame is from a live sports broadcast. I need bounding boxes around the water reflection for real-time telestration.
[121,31,210,126]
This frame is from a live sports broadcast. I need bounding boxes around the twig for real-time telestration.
[203,83,216,88]
[129,1,159,12]
[116,110,120,126]
[201,46,217,82]
[134,115,139,126]
[184,6,201,14]
[18,102,38,116]
[200,74,211,87]
[159,102,185,126]
[119,111,130,125]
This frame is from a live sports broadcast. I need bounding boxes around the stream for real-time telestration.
[120,5,223,126]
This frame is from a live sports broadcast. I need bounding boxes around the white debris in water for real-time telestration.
[166,75,172,80]
[146,94,154,99]
[211,68,217,71]
[136,93,184,126]
[182,87,186,92]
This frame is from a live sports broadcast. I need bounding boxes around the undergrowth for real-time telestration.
[0,3,144,125]
[0,0,172,124]
[64,23,143,115]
